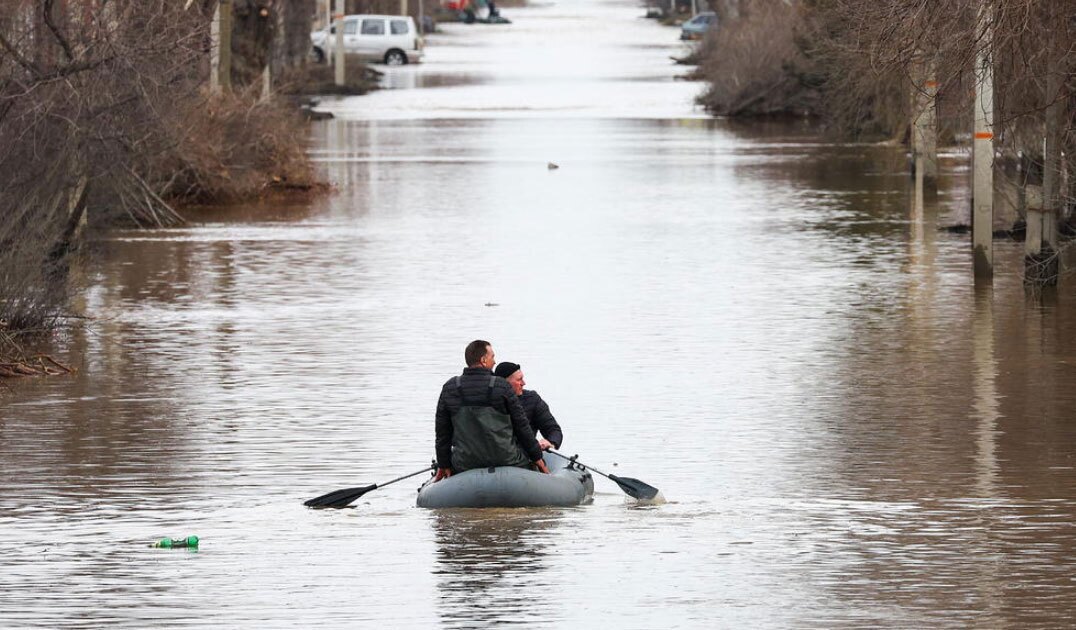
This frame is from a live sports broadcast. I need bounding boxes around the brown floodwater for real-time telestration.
[4,1,1076,628]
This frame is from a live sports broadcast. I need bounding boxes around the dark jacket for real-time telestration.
[435,367,542,469]
[519,389,563,449]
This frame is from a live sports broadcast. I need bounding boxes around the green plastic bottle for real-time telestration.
[151,535,199,549]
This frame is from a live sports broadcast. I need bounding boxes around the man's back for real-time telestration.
[435,367,542,472]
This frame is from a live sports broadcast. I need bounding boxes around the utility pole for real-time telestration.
[912,55,938,182]
[972,1,994,280]
[401,0,408,17]
[334,0,345,86]
[1026,25,1062,286]
[210,0,232,94]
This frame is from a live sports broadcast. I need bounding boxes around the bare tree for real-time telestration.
[0,0,318,336]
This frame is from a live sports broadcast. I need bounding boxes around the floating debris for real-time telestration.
[151,536,199,549]
[0,354,75,378]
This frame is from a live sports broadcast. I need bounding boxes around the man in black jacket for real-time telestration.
[434,340,549,481]
[494,361,563,451]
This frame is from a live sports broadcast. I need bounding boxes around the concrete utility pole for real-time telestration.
[334,0,345,86]
[972,0,994,280]
[210,0,233,94]
[1026,35,1062,286]
[401,0,408,17]
[912,56,938,182]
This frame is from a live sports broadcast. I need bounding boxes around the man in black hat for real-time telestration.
[433,340,549,481]
[493,361,563,451]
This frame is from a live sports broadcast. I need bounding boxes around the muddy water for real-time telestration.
[4,1,1076,628]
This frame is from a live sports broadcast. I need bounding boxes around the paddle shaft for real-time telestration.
[547,450,659,500]
[376,465,436,490]
[305,464,435,508]
[547,450,615,480]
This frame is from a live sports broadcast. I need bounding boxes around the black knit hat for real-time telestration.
[494,362,521,379]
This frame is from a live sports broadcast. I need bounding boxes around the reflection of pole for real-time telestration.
[914,156,925,231]
[334,0,345,86]
[972,1,994,279]
[971,284,998,499]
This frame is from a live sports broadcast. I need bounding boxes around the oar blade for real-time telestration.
[304,484,377,509]
[609,474,660,501]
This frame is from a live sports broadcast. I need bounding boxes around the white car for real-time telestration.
[311,15,424,66]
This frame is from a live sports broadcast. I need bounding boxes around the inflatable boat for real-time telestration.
[416,453,594,508]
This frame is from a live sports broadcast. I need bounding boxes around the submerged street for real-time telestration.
[3,0,1076,627]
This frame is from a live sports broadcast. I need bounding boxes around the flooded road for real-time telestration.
[4,0,1076,627]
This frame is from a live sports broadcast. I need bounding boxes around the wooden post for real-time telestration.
[972,1,994,279]
[912,56,938,182]
[261,64,272,102]
[210,0,233,94]
[334,0,345,86]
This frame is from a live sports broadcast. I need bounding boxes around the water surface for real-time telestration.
[3,1,1076,628]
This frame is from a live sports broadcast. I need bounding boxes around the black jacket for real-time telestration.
[519,390,563,449]
[435,367,542,469]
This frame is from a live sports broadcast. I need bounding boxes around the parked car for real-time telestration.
[311,15,424,66]
[680,11,717,41]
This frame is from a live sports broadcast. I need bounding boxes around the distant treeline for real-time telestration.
[696,1,1076,144]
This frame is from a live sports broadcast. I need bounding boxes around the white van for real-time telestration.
[311,15,424,66]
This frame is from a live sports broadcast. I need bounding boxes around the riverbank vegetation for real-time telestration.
[696,1,1075,140]
[0,0,331,372]
[696,0,1076,280]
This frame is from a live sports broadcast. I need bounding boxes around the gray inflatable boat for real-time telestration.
[416,454,594,508]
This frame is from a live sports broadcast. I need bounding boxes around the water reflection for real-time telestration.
[432,510,562,627]
[972,284,999,497]
[5,0,1076,624]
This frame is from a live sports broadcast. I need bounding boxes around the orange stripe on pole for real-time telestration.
[925,81,938,88]
[974,132,994,140]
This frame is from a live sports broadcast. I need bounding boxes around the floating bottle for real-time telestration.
[151,535,199,549]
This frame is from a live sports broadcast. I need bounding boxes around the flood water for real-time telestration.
[5,1,1076,627]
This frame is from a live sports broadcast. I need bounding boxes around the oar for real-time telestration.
[305,464,435,509]
[547,450,660,501]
